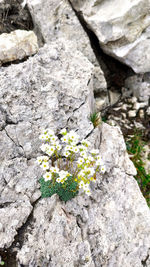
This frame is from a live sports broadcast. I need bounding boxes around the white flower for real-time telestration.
[91,149,99,155]
[50,135,57,143]
[63,151,70,157]
[39,134,46,141]
[48,146,55,153]
[85,189,91,196]
[37,156,43,164]
[47,129,55,136]
[68,130,79,144]
[60,128,67,135]
[79,181,85,188]
[41,162,49,170]
[61,136,68,143]
[87,156,94,162]
[80,151,87,159]
[59,170,70,179]
[40,144,50,152]
[56,144,62,150]
[72,146,79,153]
[77,157,84,165]
[56,178,61,183]
[50,166,59,173]
[43,172,52,181]
[100,165,106,173]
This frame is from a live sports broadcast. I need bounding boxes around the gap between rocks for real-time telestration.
[68,0,134,109]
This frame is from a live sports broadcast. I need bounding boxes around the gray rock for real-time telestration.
[0,39,94,248]
[0,197,32,248]
[16,124,150,267]
[0,30,39,65]
[70,0,150,73]
[27,0,107,94]
[125,74,150,102]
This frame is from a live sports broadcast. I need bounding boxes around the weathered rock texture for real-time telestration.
[125,74,150,102]
[16,124,150,267]
[0,30,38,65]
[0,39,94,248]
[70,0,150,73]
[27,0,107,94]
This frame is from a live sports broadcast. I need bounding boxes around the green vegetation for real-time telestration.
[89,112,101,128]
[126,130,150,207]
[40,176,79,202]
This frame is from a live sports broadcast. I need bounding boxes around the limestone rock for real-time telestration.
[0,30,39,65]
[0,197,32,248]
[16,124,150,267]
[70,0,150,73]
[125,74,150,102]
[27,0,107,94]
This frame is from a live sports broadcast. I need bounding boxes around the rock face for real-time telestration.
[0,39,94,248]
[70,0,150,73]
[16,124,150,267]
[27,0,107,95]
[0,30,39,65]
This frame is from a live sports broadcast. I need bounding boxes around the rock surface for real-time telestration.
[0,30,38,65]
[16,124,150,267]
[0,39,94,248]
[27,0,107,94]
[70,0,150,73]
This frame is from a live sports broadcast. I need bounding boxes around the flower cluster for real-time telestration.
[37,128,106,196]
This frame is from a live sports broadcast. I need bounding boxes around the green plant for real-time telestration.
[89,112,101,128]
[126,130,150,206]
[37,128,106,202]
[0,261,4,266]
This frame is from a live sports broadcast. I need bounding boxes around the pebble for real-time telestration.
[128,96,137,104]
[139,109,145,119]
[128,110,137,118]
[133,102,147,110]
[146,107,150,115]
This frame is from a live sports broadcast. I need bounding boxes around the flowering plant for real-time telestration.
[37,128,106,201]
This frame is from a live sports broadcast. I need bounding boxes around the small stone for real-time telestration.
[128,97,137,104]
[128,110,137,118]
[0,30,39,65]
[146,107,150,115]
[133,102,147,110]
[139,109,145,119]
[121,113,126,119]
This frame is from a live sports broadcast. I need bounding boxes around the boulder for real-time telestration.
[27,0,107,94]
[0,30,38,64]
[16,124,150,267]
[70,0,150,73]
[0,39,94,248]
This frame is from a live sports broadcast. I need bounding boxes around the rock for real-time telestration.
[125,74,150,102]
[128,110,137,118]
[0,39,94,248]
[133,102,148,110]
[70,0,150,73]
[146,106,150,116]
[27,0,107,94]
[95,95,109,110]
[127,96,138,104]
[0,197,32,248]
[0,30,38,65]
[139,109,145,119]
[109,90,121,105]
[16,124,150,267]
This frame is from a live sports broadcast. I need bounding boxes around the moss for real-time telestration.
[39,176,79,202]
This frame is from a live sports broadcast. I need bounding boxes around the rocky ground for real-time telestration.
[0,0,150,266]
